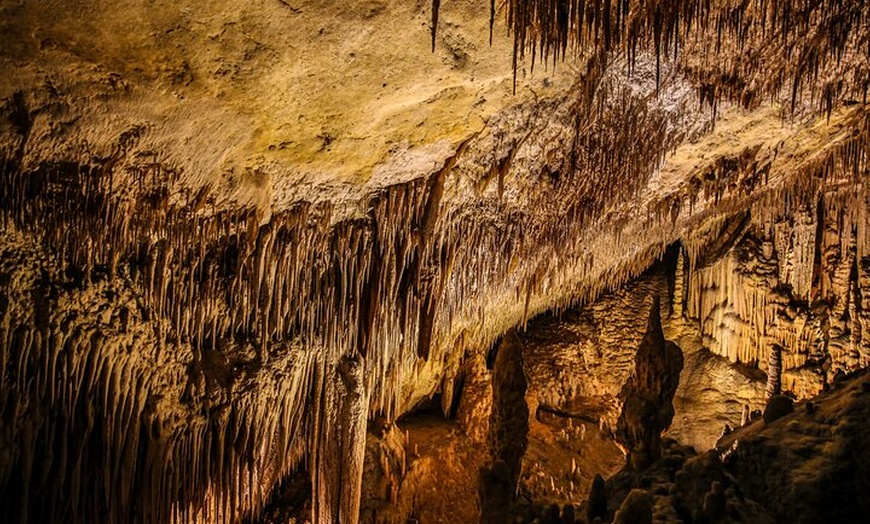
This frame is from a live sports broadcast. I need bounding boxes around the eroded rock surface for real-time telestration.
[723,371,870,524]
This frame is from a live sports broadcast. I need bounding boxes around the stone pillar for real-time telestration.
[479,329,529,523]
[765,344,783,399]
[312,354,369,524]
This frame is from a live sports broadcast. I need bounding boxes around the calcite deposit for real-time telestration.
[1,1,869,523]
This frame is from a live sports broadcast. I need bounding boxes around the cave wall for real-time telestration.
[683,190,870,397]
[0,53,717,523]
[1,77,867,524]
[498,187,870,456]
[2,66,867,524]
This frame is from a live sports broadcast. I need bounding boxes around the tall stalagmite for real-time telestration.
[480,329,529,522]
[615,297,684,469]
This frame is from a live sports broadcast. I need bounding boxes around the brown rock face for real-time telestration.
[615,297,684,470]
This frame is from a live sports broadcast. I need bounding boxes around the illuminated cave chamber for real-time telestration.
[1,1,869,523]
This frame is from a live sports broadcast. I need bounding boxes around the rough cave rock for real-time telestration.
[1,1,869,523]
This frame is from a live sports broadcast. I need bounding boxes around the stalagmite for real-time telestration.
[586,473,608,523]
[479,330,529,522]
[488,330,529,489]
[765,344,783,399]
[615,296,684,470]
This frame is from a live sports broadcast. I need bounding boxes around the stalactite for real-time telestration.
[432,0,441,52]
[499,0,868,117]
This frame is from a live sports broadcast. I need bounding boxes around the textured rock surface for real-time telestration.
[612,489,653,524]
[1,0,869,522]
[722,371,870,524]
[564,371,870,524]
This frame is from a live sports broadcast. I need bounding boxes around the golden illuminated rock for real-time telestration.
[1,1,869,522]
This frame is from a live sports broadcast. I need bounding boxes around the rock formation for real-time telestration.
[479,329,529,522]
[761,395,794,425]
[765,344,783,399]
[612,489,653,524]
[615,296,685,470]
[726,371,870,524]
[312,354,368,524]
[359,420,406,524]
[581,371,870,524]
[586,474,608,523]
[0,0,868,522]
[478,460,514,524]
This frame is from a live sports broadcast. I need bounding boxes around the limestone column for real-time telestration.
[311,353,369,524]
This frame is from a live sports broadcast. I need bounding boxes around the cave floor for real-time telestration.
[400,414,485,523]
[375,408,623,523]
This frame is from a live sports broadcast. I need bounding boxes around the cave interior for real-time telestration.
[1,1,869,523]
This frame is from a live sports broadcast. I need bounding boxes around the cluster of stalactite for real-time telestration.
[437,0,869,113]
[678,178,870,397]
[1,42,869,524]
[0,69,690,522]
[0,226,325,524]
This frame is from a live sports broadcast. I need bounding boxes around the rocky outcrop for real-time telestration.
[615,297,684,470]
[762,395,794,424]
[572,371,870,524]
[585,438,775,524]
[478,460,514,524]
[612,489,653,524]
[488,330,530,487]
[724,371,870,523]
[454,354,492,443]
